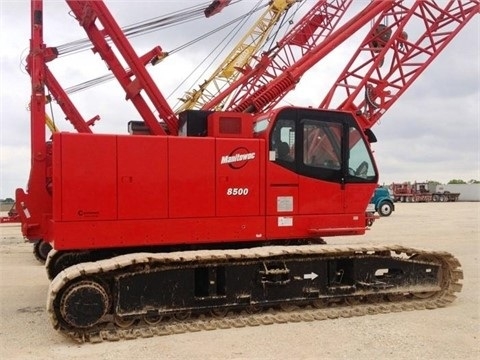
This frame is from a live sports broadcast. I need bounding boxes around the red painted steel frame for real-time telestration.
[43,67,99,133]
[16,0,53,241]
[205,0,232,18]
[66,0,178,135]
[50,108,376,251]
[320,0,480,130]
[25,46,99,133]
[202,0,353,111]
[227,0,393,114]
[17,1,100,243]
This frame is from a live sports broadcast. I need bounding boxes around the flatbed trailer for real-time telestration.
[432,192,461,202]
[391,183,461,203]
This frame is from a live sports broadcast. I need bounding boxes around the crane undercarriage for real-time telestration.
[48,244,462,343]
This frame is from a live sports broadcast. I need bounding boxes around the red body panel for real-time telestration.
[117,136,168,219]
[168,137,216,218]
[264,163,371,239]
[54,134,117,222]
[52,217,266,249]
[51,131,374,250]
[215,138,261,217]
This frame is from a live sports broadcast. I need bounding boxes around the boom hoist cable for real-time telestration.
[202,0,355,112]
[21,2,230,136]
[56,1,240,57]
[64,5,266,96]
[169,1,269,109]
[54,1,265,98]
[218,0,478,118]
[227,0,379,114]
[62,0,254,135]
[174,0,304,113]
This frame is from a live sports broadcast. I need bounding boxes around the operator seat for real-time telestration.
[277,142,292,161]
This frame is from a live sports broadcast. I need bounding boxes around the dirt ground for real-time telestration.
[0,202,478,360]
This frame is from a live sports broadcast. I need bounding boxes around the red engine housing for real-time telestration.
[49,108,377,251]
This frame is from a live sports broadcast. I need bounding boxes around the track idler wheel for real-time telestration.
[59,280,110,328]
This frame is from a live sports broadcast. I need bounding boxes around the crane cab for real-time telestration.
[254,107,378,238]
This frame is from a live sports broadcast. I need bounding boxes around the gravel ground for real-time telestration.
[0,202,479,360]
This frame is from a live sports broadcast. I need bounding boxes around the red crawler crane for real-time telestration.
[16,0,477,342]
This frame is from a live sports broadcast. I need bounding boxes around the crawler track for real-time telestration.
[47,244,463,343]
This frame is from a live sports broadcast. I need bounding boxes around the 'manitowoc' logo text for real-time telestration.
[221,153,255,164]
[221,147,255,169]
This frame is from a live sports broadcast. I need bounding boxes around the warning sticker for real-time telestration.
[278,217,293,227]
[277,196,293,212]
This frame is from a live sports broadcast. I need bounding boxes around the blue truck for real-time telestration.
[370,186,395,217]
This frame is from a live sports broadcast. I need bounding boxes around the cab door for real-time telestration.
[265,108,378,238]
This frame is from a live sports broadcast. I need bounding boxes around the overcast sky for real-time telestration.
[0,1,479,199]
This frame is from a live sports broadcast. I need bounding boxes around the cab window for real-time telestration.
[347,126,376,181]
[303,120,341,170]
[271,118,295,163]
